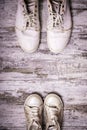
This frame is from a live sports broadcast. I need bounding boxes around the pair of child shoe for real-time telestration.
[24,93,63,130]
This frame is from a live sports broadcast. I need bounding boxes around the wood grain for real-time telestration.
[0,0,87,130]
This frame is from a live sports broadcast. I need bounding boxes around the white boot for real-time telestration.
[15,0,40,53]
[47,0,72,53]
[24,94,43,130]
[44,93,63,130]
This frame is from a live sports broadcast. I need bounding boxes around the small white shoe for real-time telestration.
[44,93,63,130]
[24,94,43,130]
[47,0,72,53]
[15,0,40,53]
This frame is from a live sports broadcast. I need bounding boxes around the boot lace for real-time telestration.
[22,1,38,30]
[48,0,65,29]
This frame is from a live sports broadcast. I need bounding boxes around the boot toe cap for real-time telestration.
[47,30,71,53]
[16,29,40,53]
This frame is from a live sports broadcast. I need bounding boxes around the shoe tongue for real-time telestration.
[51,0,63,13]
[48,125,58,130]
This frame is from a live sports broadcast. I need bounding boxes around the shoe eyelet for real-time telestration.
[48,4,50,8]
[22,4,25,7]
[35,5,37,8]
[26,22,29,27]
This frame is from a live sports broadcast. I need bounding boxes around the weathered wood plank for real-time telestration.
[0,0,87,130]
[0,104,87,130]
[0,72,87,105]
[71,0,87,9]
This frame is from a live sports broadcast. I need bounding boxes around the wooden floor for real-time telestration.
[0,0,87,130]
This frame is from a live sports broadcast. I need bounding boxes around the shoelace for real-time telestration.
[47,119,60,130]
[24,105,41,130]
[48,0,65,29]
[29,120,41,130]
[22,1,38,30]
[46,106,60,130]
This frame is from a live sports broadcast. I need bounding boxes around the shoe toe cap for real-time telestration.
[24,94,43,107]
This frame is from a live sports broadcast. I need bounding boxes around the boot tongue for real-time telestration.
[26,0,35,13]
[51,0,63,13]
